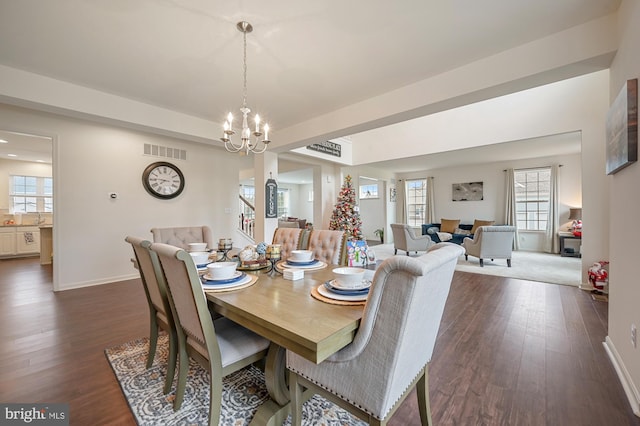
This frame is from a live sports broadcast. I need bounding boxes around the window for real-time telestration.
[514,167,550,231]
[10,175,53,213]
[405,179,426,227]
[277,188,289,218]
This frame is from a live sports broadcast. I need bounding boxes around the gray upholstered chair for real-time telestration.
[287,242,464,426]
[462,225,516,267]
[150,242,269,425]
[150,226,214,251]
[125,236,177,394]
[272,227,304,259]
[390,223,434,255]
[306,229,345,265]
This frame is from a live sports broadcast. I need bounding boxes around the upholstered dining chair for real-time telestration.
[306,229,345,265]
[150,242,270,426]
[462,225,516,267]
[150,225,214,251]
[272,227,304,259]
[287,242,464,426]
[125,236,178,394]
[390,223,434,256]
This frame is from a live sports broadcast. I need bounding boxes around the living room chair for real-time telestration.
[125,236,178,395]
[287,243,464,426]
[391,223,434,256]
[150,242,270,426]
[272,227,304,259]
[307,229,345,264]
[150,226,214,251]
[462,225,516,267]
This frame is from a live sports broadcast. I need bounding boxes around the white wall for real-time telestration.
[605,0,640,416]
[0,103,243,291]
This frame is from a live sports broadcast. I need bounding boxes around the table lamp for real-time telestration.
[568,207,582,235]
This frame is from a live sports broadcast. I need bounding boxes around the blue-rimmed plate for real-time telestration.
[286,258,318,266]
[196,262,212,269]
[317,284,369,302]
[324,280,371,295]
[202,271,246,284]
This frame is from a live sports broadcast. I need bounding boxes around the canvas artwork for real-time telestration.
[452,182,483,201]
[606,78,638,175]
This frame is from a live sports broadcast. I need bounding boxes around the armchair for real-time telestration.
[287,243,465,425]
[391,223,435,256]
[461,225,516,267]
[150,226,214,251]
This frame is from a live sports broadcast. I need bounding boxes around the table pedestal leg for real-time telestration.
[251,342,291,425]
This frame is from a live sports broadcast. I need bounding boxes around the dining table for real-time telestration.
[205,261,367,425]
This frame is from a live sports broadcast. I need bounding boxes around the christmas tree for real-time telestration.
[329,175,364,240]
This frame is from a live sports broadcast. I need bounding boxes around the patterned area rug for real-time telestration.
[105,334,367,425]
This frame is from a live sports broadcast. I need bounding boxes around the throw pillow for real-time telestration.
[436,232,453,242]
[440,218,460,233]
[471,219,495,234]
[454,228,471,236]
[427,226,439,235]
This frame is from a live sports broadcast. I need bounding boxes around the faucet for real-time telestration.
[37,212,45,225]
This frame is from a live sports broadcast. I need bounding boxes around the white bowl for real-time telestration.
[332,267,366,289]
[189,251,210,266]
[206,262,237,280]
[188,242,207,252]
[290,250,313,261]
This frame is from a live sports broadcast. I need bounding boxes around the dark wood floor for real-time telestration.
[1,257,638,425]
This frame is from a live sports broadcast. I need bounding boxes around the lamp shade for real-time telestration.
[568,208,582,221]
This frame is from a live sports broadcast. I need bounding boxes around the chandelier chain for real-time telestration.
[242,27,248,108]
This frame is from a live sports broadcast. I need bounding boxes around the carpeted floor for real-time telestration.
[105,335,367,425]
[371,243,582,286]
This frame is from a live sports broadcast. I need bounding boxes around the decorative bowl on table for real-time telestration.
[190,251,210,266]
[290,250,314,262]
[188,242,207,252]
[332,267,366,289]
[206,262,237,280]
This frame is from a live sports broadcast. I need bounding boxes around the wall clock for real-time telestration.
[142,161,185,199]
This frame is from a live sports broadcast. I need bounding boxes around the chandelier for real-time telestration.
[221,21,270,154]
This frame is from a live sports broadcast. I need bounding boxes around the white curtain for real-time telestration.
[397,179,406,223]
[504,169,520,250]
[426,176,435,224]
[544,165,560,253]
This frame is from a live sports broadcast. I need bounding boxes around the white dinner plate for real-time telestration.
[324,280,371,295]
[329,279,371,291]
[317,284,369,301]
[202,274,251,290]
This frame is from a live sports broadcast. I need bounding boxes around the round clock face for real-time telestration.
[142,162,185,199]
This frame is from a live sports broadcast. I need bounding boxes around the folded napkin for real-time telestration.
[283,269,304,281]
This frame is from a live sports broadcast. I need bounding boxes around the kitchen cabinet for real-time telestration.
[0,228,16,256]
[0,226,40,257]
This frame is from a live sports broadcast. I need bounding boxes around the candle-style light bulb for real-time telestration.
[264,123,269,140]
[227,112,234,129]
[254,114,260,132]
[223,121,229,132]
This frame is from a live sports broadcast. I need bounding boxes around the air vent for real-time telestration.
[144,144,187,161]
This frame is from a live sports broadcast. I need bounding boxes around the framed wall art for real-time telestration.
[452,182,483,201]
[606,78,638,175]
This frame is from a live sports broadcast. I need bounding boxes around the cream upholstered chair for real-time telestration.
[462,225,516,267]
[287,243,464,426]
[272,227,304,259]
[150,226,214,251]
[125,236,177,394]
[306,229,345,264]
[150,242,269,425]
[390,223,434,256]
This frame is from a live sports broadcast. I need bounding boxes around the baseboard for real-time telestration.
[603,336,640,417]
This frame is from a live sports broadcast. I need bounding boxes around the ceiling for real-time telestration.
[0,1,618,173]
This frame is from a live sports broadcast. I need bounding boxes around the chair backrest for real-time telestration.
[390,223,409,249]
[474,225,516,257]
[125,236,172,322]
[333,242,464,417]
[150,226,214,251]
[272,227,304,259]
[307,229,345,265]
[150,242,221,363]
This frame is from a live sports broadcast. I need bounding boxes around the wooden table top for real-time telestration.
[205,266,364,363]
